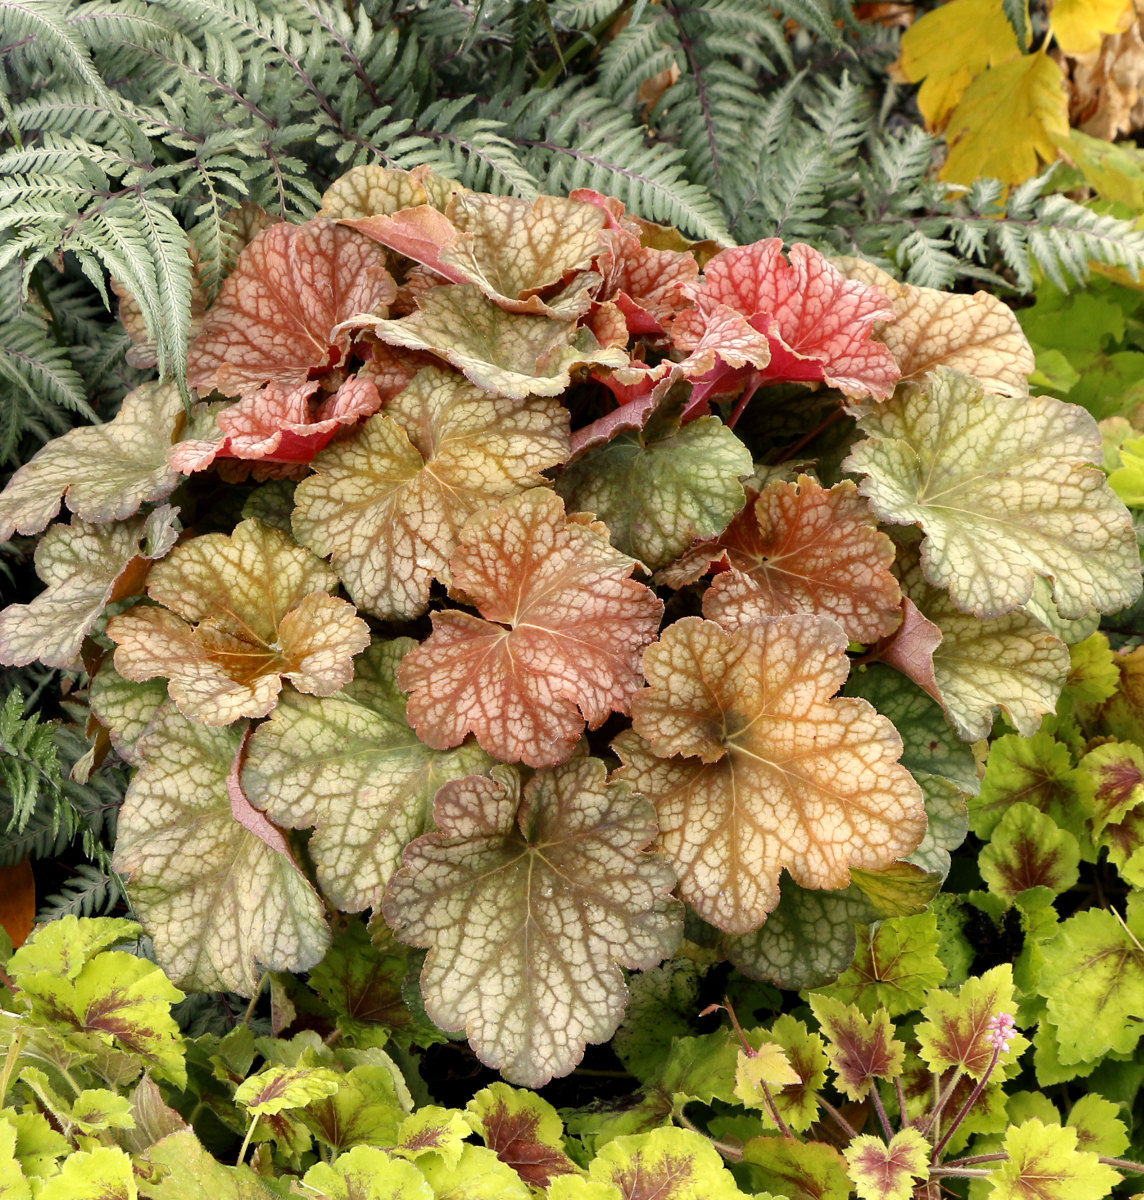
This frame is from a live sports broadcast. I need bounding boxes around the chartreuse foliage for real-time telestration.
[2,164,1142,1094]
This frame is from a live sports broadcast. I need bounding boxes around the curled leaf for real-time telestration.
[398,488,663,768]
[107,519,369,726]
[617,615,926,933]
[320,163,463,219]
[382,758,682,1086]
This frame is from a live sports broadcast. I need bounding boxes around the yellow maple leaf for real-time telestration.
[896,0,1021,129]
[941,52,1070,185]
[1052,0,1135,54]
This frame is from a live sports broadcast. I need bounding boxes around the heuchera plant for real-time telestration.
[0,164,1140,1090]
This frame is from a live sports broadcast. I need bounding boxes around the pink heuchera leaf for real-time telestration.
[669,240,899,411]
[397,488,664,767]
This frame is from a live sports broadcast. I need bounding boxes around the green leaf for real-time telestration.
[915,964,1027,1079]
[584,1128,748,1200]
[36,1146,136,1200]
[382,759,681,1086]
[1039,901,1144,1065]
[242,639,493,913]
[8,916,140,982]
[391,1107,471,1170]
[843,1129,930,1200]
[361,284,627,399]
[989,1120,1120,1200]
[69,1090,135,1135]
[813,912,946,1018]
[233,1065,341,1117]
[0,506,179,670]
[908,772,971,878]
[466,1082,577,1188]
[1063,633,1120,707]
[138,1130,280,1199]
[747,1016,828,1133]
[741,1136,851,1200]
[613,958,706,1082]
[845,368,1141,620]
[300,1145,433,1200]
[971,732,1092,841]
[0,1109,68,1181]
[979,803,1080,900]
[112,709,330,995]
[652,1029,741,1108]
[297,1064,406,1153]
[1078,740,1144,833]
[1066,1094,1130,1159]
[415,1144,532,1200]
[807,995,905,1101]
[555,412,751,571]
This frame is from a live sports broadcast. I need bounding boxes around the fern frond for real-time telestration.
[37,860,125,921]
[0,690,63,836]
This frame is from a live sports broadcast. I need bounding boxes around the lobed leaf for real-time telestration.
[915,964,1027,1079]
[807,994,905,1101]
[300,1145,433,1200]
[320,164,463,220]
[382,758,681,1086]
[990,1120,1121,1200]
[843,1129,930,1200]
[107,519,369,726]
[660,477,903,644]
[617,615,926,933]
[846,368,1141,620]
[576,1128,748,1200]
[979,803,1081,899]
[399,489,663,768]
[291,367,568,621]
[0,506,179,671]
[112,709,330,995]
[465,1083,577,1188]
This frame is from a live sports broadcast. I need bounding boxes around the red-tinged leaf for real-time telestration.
[466,1083,577,1187]
[188,219,395,401]
[382,759,681,1086]
[658,477,902,644]
[226,730,291,856]
[398,489,663,768]
[915,964,1027,1079]
[616,615,926,933]
[668,292,773,407]
[574,1128,747,1199]
[170,375,382,472]
[807,994,906,1101]
[869,597,943,704]
[569,364,681,461]
[742,1135,852,1200]
[347,192,607,317]
[843,1129,930,1200]
[669,240,899,407]
[595,225,699,336]
[0,859,35,948]
[1079,741,1144,831]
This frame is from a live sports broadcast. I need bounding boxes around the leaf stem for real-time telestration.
[237,1113,259,1166]
[924,1067,963,1143]
[931,1049,1000,1164]
[675,1108,745,1161]
[241,975,267,1026]
[870,1084,894,1140]
[817,1095,859,1140]
[0,1023,24,1104]
[1100,1156,1144,1175]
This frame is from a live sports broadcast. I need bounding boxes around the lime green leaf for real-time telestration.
[36,1146,136,1200]
[300,1145,433,1200]
[234,1065,341,1116]
[1065,633,1120,707]
[89,666,169,764]
[585,1128,747,1199]
[971,732,1091,840]
[619,615,925,933]
[138,1130,280,1200]
[1039,902,1144,1065]
[392,1107,471,1170]
[398,489,663,768]
[1080,740,1144,833]
[0,1109,68,1180]
[814,912,946,1018]
[742,1136,850,1200]
[849,861,942,919]
[555,411,751,572]
[291,367,568,621]
[979,803,1080,900]
[298,1064,406,1153]
[613,958,706,1081]
[844,1129,930,1200]
[0,506,179,670]
[1108,437,1144,506]
[1067,1094,1130,1158]
[8,915,140,982]
[807,994,905,1101]
[360,284,626,399]
[735,1044,801,1108]
[0,1116,33,1200]
[12,939,185,1088]
[108,518,369,726]
[989,1120,1120,1200]
[466,1082,577,1188]
[415,1144,532,1200]
[69,1090,134,1134]
[0,383,184,540]
[383,758,681,1086]
[112,709,330,994]
[243,639,492,912]
[548,1181,623,1200]
[724,881,876,989]
[916,964,1027,1079]
[746,1017,828,1133]
[660,477,903,644]
[845,368,1141,620]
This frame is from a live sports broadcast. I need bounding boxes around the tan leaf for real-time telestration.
[107,519,369,726]
[291,367,569,620]
[658,476,903,644]
[398,489,664,768]
[615,615,926,933]
[835,258,1034,397]
[320,163,463,219]
[0,506,179,670]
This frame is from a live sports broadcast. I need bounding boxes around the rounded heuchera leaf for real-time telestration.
[320,163,463,220]
[107,518,369,726]
[112,709,330,994]
[382,758,682,1087]
[845,368,1142,620]
[659,477,903,644]
[577,1128,748,1200]
[615,615,926,933]
[242,638,494,913]
[291,367,569,621]
[669,240,899,407]
[398,488,663,768]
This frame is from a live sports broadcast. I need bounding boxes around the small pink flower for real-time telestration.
[986,1011,1017,1053]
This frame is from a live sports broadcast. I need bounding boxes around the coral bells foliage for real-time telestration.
[2,165,1140,1086]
